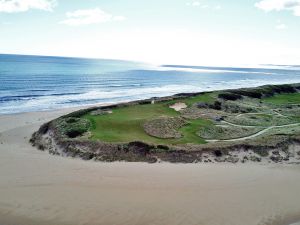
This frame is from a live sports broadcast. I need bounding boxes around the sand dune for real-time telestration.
[1,110,300,225]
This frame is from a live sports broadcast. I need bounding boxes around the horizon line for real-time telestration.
[1,53,299,69]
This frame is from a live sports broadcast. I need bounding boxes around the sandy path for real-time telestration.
[1,110,300,225]
[272,110,289,118]
[236,112,273,118]
[221,120,260,128]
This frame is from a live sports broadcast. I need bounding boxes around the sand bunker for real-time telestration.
[90,109,113,116]
[169,102,187,111]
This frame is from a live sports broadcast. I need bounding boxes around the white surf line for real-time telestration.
[206,123,300,143]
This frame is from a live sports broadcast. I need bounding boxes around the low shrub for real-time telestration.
[54,117,91,139]
[218,93,242,101]
[253,149,269,157]
[230,89,262,99]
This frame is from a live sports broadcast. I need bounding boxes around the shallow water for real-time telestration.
[1,54,300,114]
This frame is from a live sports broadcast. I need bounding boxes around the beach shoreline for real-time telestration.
[1,107,300,225]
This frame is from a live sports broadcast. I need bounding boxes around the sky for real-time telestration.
[0,0,300,66]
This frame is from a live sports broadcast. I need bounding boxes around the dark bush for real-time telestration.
[264,85,295,96]
[38,122,50,134]
[66,130,85,138]
[128,141,152,155]
[253,149,269,157]
[197,101,222,110]
[139,100,152,105]
[197,102,209,108]
[230,90,263,99]
[214,150,223,157]
[157,145,170,150]
[66,117,78,123]
[210,101,222,110]
[80,152,95,160]
[218,93,242,101]
[270,84,296,94]
[230,84,297,99]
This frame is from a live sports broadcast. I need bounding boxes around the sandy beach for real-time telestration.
[1,109,300,225]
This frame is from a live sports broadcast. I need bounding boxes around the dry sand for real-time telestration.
[1,108,300,225]
[169,102,187,111]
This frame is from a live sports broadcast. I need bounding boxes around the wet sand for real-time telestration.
[1,109,300,225]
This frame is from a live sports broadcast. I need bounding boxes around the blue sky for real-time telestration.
[0,0,300,66]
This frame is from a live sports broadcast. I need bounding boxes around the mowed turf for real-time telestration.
[263,93,300,105]
[83,101,209,145]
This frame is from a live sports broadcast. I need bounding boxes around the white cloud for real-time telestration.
[186,1,200,6]
[192,1,201,6]
[276,23,287,29]
[187,1,221,10]
[60,8,126,26]
[255,0,300,16]
[275,20,287,29]
[1,21,12,25]
[113,15,126,21]
[0,0,56,13]
[214,5,222,10]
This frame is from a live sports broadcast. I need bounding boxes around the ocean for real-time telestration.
[1,54,300,115]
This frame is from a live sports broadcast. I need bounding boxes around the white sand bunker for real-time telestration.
[169,102,187,111]
[90,109,113,116]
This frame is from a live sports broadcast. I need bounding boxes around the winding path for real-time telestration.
[236,110,288,119]
[220,120,260,128]
[206,122,300,143]
[271,109,288,118]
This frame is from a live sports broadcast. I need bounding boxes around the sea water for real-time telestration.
[1,54,300,114]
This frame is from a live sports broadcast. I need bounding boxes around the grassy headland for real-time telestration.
[31,83,300,163]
